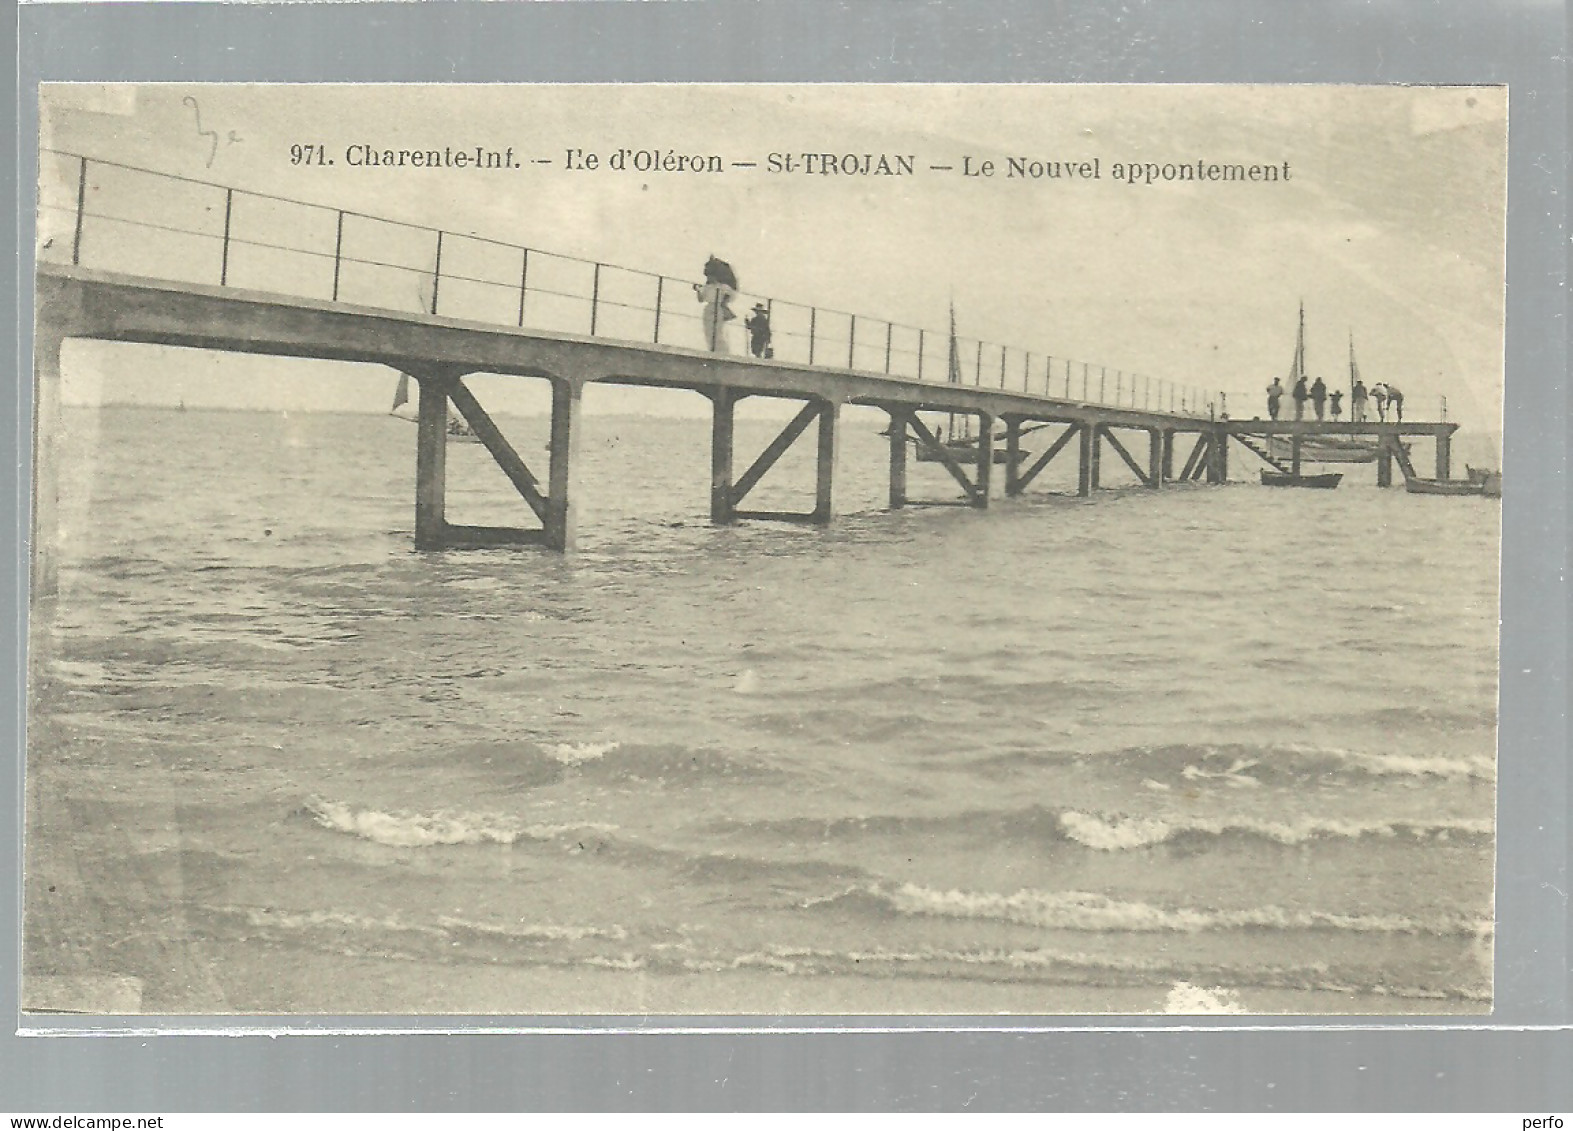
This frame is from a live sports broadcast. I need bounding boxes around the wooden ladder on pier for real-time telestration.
[1233,434,1293,474]
[1388,435,1419,480]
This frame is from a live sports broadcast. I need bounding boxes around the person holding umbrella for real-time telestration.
[695,255,739,353]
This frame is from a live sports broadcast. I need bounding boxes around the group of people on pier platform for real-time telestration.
[1266,376,1405,423]
[694,256,773,359]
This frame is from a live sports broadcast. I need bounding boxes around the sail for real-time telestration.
[390,372,411,414]
[1288,301,1307,383]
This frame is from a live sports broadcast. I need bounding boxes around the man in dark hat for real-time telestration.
[744,302,773,358]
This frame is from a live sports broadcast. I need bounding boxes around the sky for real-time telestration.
[37,83,1507,434]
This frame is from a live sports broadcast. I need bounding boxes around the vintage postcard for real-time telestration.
[27,84,1504,1017]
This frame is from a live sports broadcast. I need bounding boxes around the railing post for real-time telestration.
[518,248,530,327]
[975,340,983,385]
[1023,352,1031,392]
[848,314,857,369]
[589,262,602,335]
[652,275,663,343]
[884,322,893,374]
[809,308,817,365]
[219,187,234,286]
[1082,362,1089,401]
[71,155,87,266]
[917,329,925,380]
[999,347,1007,388]
[1100,366,1107,403]
[331,210,345,302]
[429,230,444,315]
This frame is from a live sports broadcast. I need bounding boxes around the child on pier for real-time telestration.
[1329,389,1344,421]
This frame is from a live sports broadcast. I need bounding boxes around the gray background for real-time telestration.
[5,0,1568,1111]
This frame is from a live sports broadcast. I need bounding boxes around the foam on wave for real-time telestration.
[303,797,614,848]
[813,882,1492,938]
[1058,809,1492,851]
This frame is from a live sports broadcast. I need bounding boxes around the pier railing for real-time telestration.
[37,150,1220,417]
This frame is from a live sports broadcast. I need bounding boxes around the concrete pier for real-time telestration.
[33,263,1468,558]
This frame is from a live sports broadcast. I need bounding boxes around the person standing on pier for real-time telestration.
[1329,389,1344,421]
[1292,374,1309,420]
[695,256,739,353]
[1351,378,1369,422]
[1386,384,1404,422]
[1266,377,1285,420]
[1371,382,1389,422]
[1310,375,1327,421]
[745,302,773,358]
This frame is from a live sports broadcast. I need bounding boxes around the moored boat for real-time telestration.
[1261,470,1342,489]
[910,303,1028,467]
[1405,476,1485,496]
[1266,435,1410,465]
[916,439,1023,466]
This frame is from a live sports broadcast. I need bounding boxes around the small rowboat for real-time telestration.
[1405,476,1485,496]
[1261,470,1342,488]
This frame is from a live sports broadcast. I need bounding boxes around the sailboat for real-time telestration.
[1261,304,1342,488]
[913,304,1025,466]
[389,372,480,441]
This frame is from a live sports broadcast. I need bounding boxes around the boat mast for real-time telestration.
[946,302,968,441]
[1348,330,1360,410]
[1295,301,1307,384]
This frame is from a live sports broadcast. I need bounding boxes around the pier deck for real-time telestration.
[30,148,1467,586]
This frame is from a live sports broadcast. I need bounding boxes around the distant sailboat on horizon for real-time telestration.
[389,371,480,441]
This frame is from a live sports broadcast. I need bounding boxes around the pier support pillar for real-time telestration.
[1161,430,1175,483]
[1436,434,1452,480]
[1291,435,1303,478]
[974,412,994,508]
[1377,440,1393,488]
[1005,418,1023,496]
[1078,421,1101,496]
[1148,429,1163,489]
[1209,426,1229,483]
[414,374,450,550]
[887,411,907,509]
[544,379,582,551]
[31,329,65,599]
[812,399,839,524]
[710,387,737,525]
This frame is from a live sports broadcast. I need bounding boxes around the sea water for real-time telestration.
[26,403,1499,1016]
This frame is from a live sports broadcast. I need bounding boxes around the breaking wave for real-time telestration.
[1057,809,1493,851]
[808,882,1493,938]
[302,797,614,848]
[719,805,1491,852]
